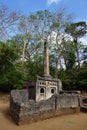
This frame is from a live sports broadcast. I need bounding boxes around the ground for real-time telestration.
[0,92,87,130]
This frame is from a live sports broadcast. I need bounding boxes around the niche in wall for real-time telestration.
[40,87,45,94]
[51,88,55,94]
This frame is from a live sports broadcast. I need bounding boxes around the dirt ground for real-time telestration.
[0,93,87,130]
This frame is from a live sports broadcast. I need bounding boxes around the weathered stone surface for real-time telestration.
[80,97,87,112]
[10,89,80,125]
[44,38,50,77]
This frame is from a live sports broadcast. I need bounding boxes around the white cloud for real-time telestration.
[47,0,61,5]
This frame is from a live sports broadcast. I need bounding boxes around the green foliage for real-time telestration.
[0,41,25,92]
[58,69,76,90]
[65,21,87,39]
[58,64,87,91]
[50,22,60,29]
[62,41,76,70]
[78,65,87,91]
[83,46,87,60]
[26,55,44,80]
[0,6,87,92]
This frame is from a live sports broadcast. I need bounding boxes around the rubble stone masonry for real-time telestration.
[10,90,80,125]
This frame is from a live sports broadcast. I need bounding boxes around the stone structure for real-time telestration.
[80,97,87,112]
[28,38,62,102]
[28,76,62,102]
[44,38,50,77]
[10,38,80,125]
[10,90,80,125]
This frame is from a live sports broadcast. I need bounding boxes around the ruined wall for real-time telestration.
[80,97,87,112]
[10,90,80,125]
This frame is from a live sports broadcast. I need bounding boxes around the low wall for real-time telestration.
[10,90,80,125]
[80,97,87,112]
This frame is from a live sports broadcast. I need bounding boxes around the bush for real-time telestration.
[0,41,25,92]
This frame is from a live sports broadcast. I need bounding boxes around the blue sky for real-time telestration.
[0,0,87,22]
[0,0,87,45]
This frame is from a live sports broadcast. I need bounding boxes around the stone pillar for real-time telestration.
[44,38,50,77]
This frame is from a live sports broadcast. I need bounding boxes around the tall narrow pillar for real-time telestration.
[44,38,50,77]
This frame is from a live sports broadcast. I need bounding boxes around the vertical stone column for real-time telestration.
[44,38,50,77]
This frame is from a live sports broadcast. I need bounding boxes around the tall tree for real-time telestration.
[65,21,87,69]
[0,3,21,41]
[48,7,73,73]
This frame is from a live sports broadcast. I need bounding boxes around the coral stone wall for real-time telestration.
[10,90,80,125]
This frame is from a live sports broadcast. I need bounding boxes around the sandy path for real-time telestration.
[0,94,87,130]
